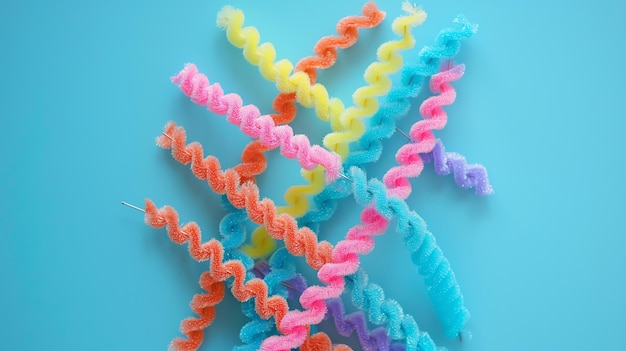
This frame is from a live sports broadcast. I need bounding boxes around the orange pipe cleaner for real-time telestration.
[296,2,384,81]
[158,121,333,270]
[232,2,384,184]
[300,332,352,351]
[169,272,225,351]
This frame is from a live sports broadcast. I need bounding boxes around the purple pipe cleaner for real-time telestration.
[252,260,307,300]
[327,298,406,351]
[421,139,494,195]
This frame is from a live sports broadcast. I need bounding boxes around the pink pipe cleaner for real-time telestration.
[260,207,390,351]
[383,63,465,199]
[172,63,341,183]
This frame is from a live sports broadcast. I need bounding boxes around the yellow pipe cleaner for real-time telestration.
[219,3,426,258]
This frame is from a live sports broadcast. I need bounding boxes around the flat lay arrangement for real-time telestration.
[123,2,493,350]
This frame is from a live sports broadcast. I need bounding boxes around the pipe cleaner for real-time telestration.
[326,298,407,351]
[384,63,465,199]
[301,333,351,351]
[229,2,384,259]
[169,272,226,351]
[171,64,341,183]
[300,15,478,232]
[347,164,468,339]
[346,269,443,351]
[160,196,253,351]
[420,139,493,195]
[294,2,385,82]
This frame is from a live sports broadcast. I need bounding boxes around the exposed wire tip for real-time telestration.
[121,201,145,213]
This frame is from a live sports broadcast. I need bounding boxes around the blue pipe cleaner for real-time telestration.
[346,270,445,351]
[299,15,478,233]
[235,247,302,351]
[348,166,469,339]
[219,196,254,271]
[215,196,286,351]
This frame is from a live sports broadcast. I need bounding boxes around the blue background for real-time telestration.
[2,0,625,350]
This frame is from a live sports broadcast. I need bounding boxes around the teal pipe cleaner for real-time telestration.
[348,165,469,339]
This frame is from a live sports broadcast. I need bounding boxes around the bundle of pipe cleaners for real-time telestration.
[124,2,493,350]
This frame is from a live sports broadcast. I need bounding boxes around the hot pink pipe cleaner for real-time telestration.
[260,206,390,351]
[383,63,465,199]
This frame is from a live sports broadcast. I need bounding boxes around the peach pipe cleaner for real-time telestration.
[383,63,465,199]
[295,2,385,82]
[301,332,352,351]
[236,2,385,258]
[170,272,225,351]
[171,64,341,183]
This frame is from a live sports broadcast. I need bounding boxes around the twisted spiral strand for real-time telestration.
[327,298,407,351]
[300,332,352,351]
[295,1,386,81]
[348,166,469,339]
[421,139,494,195]
[168,272,226,351]
[171,63,341,182]
[383,63,465,199]
[346,270,441,351]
